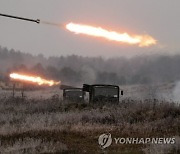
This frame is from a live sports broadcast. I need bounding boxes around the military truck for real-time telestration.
[83,84,123,103]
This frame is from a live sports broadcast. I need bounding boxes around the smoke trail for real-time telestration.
[40,21,63,27]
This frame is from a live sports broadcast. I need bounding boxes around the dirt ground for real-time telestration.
[0,83,179,153]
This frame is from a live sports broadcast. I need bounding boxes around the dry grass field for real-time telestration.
[0,90,179,153]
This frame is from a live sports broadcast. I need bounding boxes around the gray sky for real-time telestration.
[0,0,180,57]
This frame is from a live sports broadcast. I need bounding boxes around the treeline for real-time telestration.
[0,46,180,86]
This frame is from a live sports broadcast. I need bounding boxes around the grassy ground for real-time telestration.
[0,96,179,153]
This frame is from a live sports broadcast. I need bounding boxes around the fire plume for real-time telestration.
[66,22,156,47]
[10,73,60,86]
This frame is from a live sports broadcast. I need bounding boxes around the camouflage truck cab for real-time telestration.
[63,88,85,102]
[83,84,123,103]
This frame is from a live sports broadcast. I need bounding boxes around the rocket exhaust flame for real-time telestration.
[10,73,60,86]
[66,23,157,47]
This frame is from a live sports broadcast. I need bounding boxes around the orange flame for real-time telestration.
[10,73,60,86]
[66,22,157,47]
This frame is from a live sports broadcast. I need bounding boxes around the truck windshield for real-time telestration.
[94,86,118,97]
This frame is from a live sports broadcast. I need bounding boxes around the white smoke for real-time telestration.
[40,21,63,27]
[81,66,96,84]
[173,81,180,103]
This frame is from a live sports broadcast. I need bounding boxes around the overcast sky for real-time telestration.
[0,0,180,57]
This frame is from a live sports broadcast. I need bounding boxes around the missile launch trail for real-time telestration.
[0,13,157,47]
